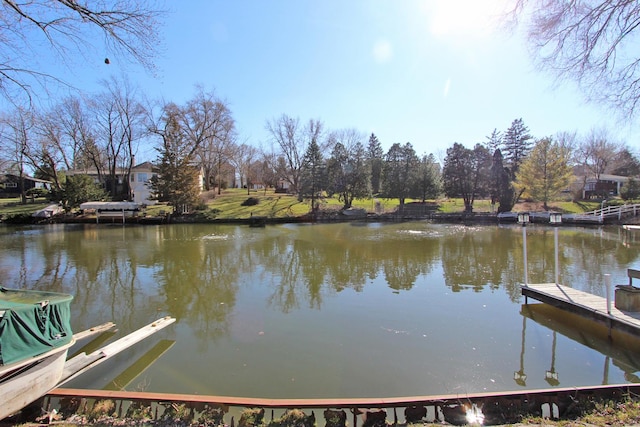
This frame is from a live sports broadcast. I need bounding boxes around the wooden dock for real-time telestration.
[522,283,640,337]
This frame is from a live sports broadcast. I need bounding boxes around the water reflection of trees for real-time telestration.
[151,226,239,344]
[1,223,639,341]
[559,228,640,296]
[441,227,517,293]
[437,225,640,302]
[256,224,441,308]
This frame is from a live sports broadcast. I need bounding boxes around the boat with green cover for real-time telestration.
[0,287,75,420]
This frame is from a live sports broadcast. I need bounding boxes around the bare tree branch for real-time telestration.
[0,0,165,105]
[507,0,640,118]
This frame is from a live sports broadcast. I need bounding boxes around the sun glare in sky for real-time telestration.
[423,0,510,39]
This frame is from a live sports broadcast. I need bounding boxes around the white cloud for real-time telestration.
[372,39,393,63]
[443,78,451,99]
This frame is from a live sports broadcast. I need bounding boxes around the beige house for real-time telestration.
[67,160,205,205]
[129,161,157,205]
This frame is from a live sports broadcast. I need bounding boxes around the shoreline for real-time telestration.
[4,383,640,426]
[4,210,631,226]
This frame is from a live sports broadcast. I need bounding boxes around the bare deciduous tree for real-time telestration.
[28,110,69,192]
[179,87,236,193]
[578,127,621,180]
[90,76,146,199]
[0,0,164,104]
[0,107,34,202]
[507,1,640,117]
[54,96,98,171]
[266,114,323,197]
[256,151,280,194]
[230,143,258,194]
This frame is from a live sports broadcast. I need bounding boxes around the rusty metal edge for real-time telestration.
[48,383,640,409]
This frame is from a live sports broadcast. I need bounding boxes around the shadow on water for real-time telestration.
[521,303,640,384]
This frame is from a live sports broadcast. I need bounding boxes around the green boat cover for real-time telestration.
[0,287,73,366]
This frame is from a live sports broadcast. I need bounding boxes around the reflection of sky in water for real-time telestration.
[202,233,229,241]
[1,223,639,398]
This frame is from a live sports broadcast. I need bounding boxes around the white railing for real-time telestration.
[582,203,640,221]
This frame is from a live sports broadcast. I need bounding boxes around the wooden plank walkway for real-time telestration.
[522,283,640,337]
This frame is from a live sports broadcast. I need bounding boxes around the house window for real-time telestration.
[4,182,17,188]
[137,173,148,183]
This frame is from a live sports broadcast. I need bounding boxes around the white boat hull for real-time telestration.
[0,341,73,420]
[0,316,175,421]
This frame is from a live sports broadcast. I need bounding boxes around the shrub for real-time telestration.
[241,197,260,206]
[193,199,208,211]
[604,198,625,207]
[239,408,265,427]
[86,399,115,421]
[3,213,36,224]
[125,401,153,420]
[161,403,192,423]
[621,177,640,200]
[26,187,49,199]
[269,409,315,427]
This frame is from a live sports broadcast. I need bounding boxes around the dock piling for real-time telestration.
[605,274,612,315]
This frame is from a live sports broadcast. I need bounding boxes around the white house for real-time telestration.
[130,161,157,205]
[66,160,205,205]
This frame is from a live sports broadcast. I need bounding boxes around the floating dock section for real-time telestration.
[522,283,640,337]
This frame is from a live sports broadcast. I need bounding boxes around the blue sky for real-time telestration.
[33,1,640,160]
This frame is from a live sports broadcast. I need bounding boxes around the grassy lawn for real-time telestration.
[0,191,610,220]
[198,189,307,219]
[0,198,52,216]
[200,190,413,219]
[201,190,605,218]
[207,189,600,218]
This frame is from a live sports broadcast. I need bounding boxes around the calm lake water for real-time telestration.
[1,221,640,398]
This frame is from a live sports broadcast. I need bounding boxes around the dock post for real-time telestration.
[605,274,612,315]
[523,227,528,286]
[605,273,613,339]
[550,213,562,285]
[518,212,530,287]
[554,228,559,284]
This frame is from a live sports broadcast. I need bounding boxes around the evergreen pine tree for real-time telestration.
[503,118,533,180]
[367,133,384,195]
[299,139,325,211]
[148,111,202,214]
